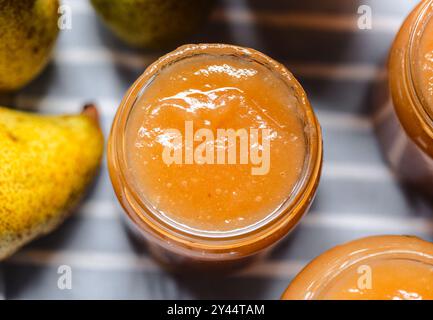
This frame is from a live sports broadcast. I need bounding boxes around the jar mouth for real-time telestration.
[283,236,433,300]
[314,251,433,299]
[109,44,322,250]
[407,0,433,129]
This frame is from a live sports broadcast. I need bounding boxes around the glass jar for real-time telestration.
[375,0,433,191]
[282,236,433,300]
[107,44,322,270]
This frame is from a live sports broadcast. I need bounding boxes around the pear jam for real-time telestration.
[124,51,307,233]
[414,10,433,119]
[108,44,322,267]
[282,236,433,300]
[375,0,433,192]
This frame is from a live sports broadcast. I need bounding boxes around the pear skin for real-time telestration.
[90,0,214,48]
[0,0,59,91]
[0,105,104,260]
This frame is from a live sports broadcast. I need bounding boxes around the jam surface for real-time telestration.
[415,13,433,118]
[321,259,433,300]
[125,54,307,233]
[281,236,433,300]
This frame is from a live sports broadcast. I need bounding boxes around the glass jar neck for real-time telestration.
[407,0,433,130]
[288,236,433,300]
[110,44,322,253]
[314,251,433,299]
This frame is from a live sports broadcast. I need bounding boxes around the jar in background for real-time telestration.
[282,236,433,300]
[374,0,433,192]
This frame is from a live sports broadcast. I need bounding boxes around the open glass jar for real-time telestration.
[108,44,322,270]
[282,236,433,300]
[375,0,433,191]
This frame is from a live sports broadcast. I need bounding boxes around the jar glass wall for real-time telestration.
[108,44,322,270]
[375,0,433,191]
[282,236,433,300]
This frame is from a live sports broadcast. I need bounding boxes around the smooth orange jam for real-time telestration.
[415,11,433,117]
[320,259,433,300]
[124,54,306,233]
[282,236,433,300]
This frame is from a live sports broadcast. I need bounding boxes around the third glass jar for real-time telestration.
[375,0,433,192]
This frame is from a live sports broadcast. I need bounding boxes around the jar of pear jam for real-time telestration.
[375,0,433,191]
[282,236,433,300]
[107,44,322,270]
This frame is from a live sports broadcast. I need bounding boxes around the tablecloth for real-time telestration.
[1,0,432,299]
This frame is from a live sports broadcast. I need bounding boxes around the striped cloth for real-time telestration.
[1,0,431,299]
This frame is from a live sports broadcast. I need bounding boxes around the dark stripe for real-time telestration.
[192,23,395,65]
[232,0,417,16]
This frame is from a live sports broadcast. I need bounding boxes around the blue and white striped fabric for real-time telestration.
[1,0,431,299]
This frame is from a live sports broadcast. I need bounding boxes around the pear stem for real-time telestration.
[82,103,100,125]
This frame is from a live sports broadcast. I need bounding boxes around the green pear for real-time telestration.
[0,105,104,260]
[91,0,214,48]
[0,0,59,91]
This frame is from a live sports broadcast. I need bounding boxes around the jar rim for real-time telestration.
[108,44,322,255]
[407,0,433,129]
[282,235,433,299]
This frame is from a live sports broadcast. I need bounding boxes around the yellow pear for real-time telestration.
[0,0,60,91]
[90,0,214,48]
[0,105,104,259]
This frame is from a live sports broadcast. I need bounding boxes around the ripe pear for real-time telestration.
[90,0,214,48]
[0,0,60,91]
[0,105,104,260]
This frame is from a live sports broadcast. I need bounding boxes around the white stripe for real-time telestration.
[7,249,305,278]
[233,260,306,278]
[78,200,120,219]
[287,63,386,82]
[53,48,157,69]
[317,110,372,131]
[213,9,402,33]
[51,47,384,82]
[13,96,120,117]
[9,250,159,272]
[62,0,93,15]
[388,130,408,169]
[303,213,433,234]
[322,163,394,181]
[221,0,264,50]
